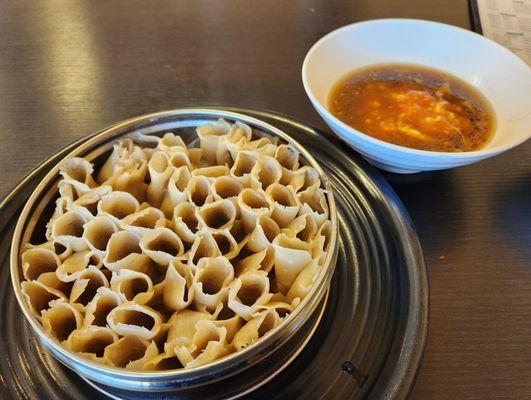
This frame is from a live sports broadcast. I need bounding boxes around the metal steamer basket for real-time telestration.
[10,109,339,395]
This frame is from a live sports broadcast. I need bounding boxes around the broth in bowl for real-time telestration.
[328,64,495,152]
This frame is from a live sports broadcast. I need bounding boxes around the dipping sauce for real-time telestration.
[328,64,495,152]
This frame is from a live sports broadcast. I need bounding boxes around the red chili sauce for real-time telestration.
[328,64,495,152]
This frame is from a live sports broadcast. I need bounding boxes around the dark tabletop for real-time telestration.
[0,1,529,399]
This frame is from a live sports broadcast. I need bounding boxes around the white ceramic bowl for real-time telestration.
[302,19,531,173]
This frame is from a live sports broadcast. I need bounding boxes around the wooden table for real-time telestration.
[1,1,529,398]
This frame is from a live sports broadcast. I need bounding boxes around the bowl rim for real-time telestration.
[302,18,531,158]
[9,108,339,380]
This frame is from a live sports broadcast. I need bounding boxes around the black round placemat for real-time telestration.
[0,108,428,400]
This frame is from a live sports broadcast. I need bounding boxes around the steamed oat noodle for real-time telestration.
[19,119,331,370]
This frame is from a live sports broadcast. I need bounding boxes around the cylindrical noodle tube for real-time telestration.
[237,188,273,232]
[84,287,124,327]
[246,214,280,253]
[158,132,187,153]
[250,156,282,190]
[139,227,184,265]
[253,297,295,319]
[110,269,154,305]
[192,256,234,311]
[274,144,299,171]
[57,250,102,282]
[143,348,184,371]
[166,309,213,345]
[97,143,122,184]
[211,230,240,260]
[58,157,97,193]
[196,199,236,232]
[37,271,73,298]
[228,270,272,320]
[48,240,73,261]
[287,257,321,302]
[41,300,83,342]
[239,137,277,157]
[103,231,151,272]
[160,166,191,218]
[272,234,312,293]
[71,185,112,216]
[174,320,231,369]
[187,232,221,269]
[230,151,258,187]
[234,247,275,276]
[69,265,110,307]
[232,310,280,351]
[127,342,161,370]
[21,280,67,317]
[282,213,318,243]
[196,119,231,165]
[146,151,174,208]
[101,160,148,202]
[187,176,213,207]
[122,207,166,234]
[293,166,320,193]
[317,219,333,253]
[227,121,252,143]
[168,151,193,170]
[65,326,118,359]
[21,247,61,281]
[103,335,151,368]
[107,302,163,340]
[98,191,140,226]
[211,176,243,208]
[51,209,92,252]
[212,304,244,343]
[83,216,118,254]
[172,202,199,243]
[297,185,329,227]
[163,259,194,311]
[266,183,300,227]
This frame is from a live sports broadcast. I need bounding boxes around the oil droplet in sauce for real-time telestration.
[328,64,495,152]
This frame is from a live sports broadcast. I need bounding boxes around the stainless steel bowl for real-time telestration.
[10,108,339,394]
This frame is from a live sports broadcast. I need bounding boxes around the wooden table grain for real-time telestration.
[0,1,529,399]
